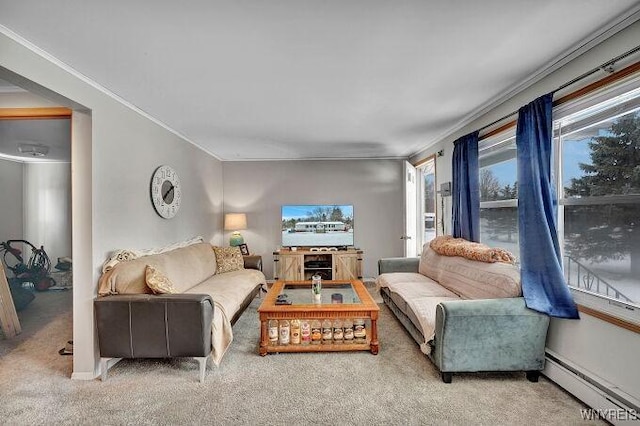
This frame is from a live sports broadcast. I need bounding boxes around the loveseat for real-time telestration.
[95,242,265,382]
[377,241,549,383]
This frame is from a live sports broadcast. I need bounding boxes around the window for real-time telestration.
[478,131,519,259]
[474,68,640,322]
[417,156,437,249]
[556,80,640,309]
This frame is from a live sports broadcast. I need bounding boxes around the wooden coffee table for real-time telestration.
[258,280,379,355]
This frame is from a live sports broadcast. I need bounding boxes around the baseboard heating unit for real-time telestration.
[544,350,640,425]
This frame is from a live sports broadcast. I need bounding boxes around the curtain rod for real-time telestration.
[475,44,640,137]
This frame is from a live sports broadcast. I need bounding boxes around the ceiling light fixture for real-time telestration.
[18,143,49,157]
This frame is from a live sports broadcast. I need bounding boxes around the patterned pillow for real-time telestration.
[145,265,177,294]
[212,246,245,274]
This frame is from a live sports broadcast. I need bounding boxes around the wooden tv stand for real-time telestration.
[273,248,363,281]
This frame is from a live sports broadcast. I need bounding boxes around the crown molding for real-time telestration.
[0,24,223,162]
[410,5,640,162]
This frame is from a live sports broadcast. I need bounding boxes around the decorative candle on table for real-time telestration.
[311,273,322,303]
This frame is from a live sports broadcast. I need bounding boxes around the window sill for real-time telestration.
[570,287,640,333]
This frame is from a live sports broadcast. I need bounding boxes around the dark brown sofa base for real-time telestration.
[231,284,261,326]
[380,287,426,347]
[95,284,262,382]
[95,294,215,382]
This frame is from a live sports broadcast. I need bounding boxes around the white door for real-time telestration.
[403,161,417,257]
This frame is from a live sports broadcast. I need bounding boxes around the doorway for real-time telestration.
[404,156,437,258]
[0,82,73,359]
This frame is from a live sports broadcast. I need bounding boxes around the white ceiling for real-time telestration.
[0,77,26,93]
[0,1,639,161]
[0,119,71,163]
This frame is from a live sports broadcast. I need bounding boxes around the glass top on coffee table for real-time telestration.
[278,281,360,305]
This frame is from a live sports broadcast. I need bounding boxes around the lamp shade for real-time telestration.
[224,213,247,231]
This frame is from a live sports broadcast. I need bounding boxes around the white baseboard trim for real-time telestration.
[72,357,123,381]
[544,350,639,425]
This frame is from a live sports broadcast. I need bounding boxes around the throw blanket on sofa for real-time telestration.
[410,296,457,356]
[101,236,204,273]
[430,235,515,265]
[378,278,458,355]
[183,271,263,366]
[210,299,235,365]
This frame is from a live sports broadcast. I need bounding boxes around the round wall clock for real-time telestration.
[150,165,182,219]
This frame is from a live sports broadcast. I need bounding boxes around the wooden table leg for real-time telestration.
[370,317,379,355]
[259,318,268,356]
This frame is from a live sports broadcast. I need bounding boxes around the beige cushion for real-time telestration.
[98,242,217,295]
[384,278,459,316]
[145,265,177,294]
[383,276,459,299]
[376,272,434,288]
[212,246,245,274]
[418,246,445,282]
[438,259,520,299]
[419,245,521,300]
[185,269,265,319]
[185,268,265,365]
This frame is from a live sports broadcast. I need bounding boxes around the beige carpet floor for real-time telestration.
[0,290,602,425]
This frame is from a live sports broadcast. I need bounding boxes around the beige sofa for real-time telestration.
[97,242,265,379]
[377,245,549,383]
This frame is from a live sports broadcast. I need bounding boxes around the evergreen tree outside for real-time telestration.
[329,206,344,222]
[500,182,518,199]
[564,111,640,277]
[282,218,297,231]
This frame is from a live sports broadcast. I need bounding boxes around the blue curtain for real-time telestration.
[452,131,480,242]
[516,93,579,319]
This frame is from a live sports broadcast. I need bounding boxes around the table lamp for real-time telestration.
[224,213,247,246]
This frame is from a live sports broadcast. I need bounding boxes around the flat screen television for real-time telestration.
[281,204,354,247]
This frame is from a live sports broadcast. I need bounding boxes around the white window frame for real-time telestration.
[473,72,640,325]
[553,74,640,323]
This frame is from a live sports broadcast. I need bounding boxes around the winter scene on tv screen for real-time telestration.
[282,205,354,247]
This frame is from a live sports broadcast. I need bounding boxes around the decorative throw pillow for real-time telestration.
[145,265,177,294]
[212,246,245,274]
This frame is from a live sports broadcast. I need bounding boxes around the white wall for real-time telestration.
[410,21,640,403]
[0,158,23,242]
[0,91,58,107]
[547,313,640,402]
[222,159,404,280]
[23,162,71,263]
[1,30,224,378]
